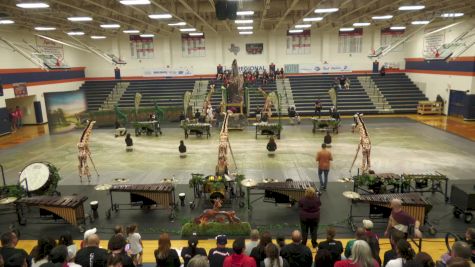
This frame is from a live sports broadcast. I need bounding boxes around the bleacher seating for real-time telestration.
[289,75,377,115]
[117,79,198,108]
[81,81,118,111]
[371,73,427,113]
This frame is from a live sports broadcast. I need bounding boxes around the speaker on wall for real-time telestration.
[215,0,238,20]
[226,2,238,20]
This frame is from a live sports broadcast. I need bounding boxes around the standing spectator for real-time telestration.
[383,229,405,267]
[126,224,143,266]
[208,235,233,267]
[154,233,180,267]
[298,187,321,248]
[334,240,379,267]
[262,243,289,267]
[316,143,332,191]
[250,232,272,264]
[75,234,108,267]
[385,240,415,267]
[181,235,207,267]
[15,106,22,128]
[344,228,366,259]
[280,230,312,267]
[188,255,209,267]
[30,237,56,267]
[313,249,333,267]
[223,237,256,267]
[318,227,343,266]
[245,230,260,256]
[314,99,322,118]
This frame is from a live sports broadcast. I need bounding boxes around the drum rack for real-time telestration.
[189,180,245,210]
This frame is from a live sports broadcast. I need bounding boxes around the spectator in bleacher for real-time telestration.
[314,99,322,118]
[344,228,367,259]
[75,234,108,267]
[262,243,289,267]
[4,253,27,267]
[126,224,143,266]
[30,237,56,267]
[216,64,224,80]
[41,245,68,267]
[223,237,256,267]
[335,240,379,267]
[298,187,321,248]
[269,63,276,74]
[188,255,209,267]
[0,232,30,267]
[383,229,406,267]
[318,227,343,266]
[154,233,180,267]
[208,235,233,267]
[339,76,347,91]
[380,66,386,77]
[250,232,272,264]
[125,134,133,152]
[412,252,435,267]
[262,70,269,85]
[280,230,312,267]
[181,235,207,267]
[385,240,415,267]
[313,248,333,267]
[107,234,135,267]
[323,132,332,147]
[446,257,470,267]
[245,229,260,256]
[276,237,286,250]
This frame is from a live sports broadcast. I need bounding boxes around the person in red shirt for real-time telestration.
[335,240,380,267]
[223,237,256,267]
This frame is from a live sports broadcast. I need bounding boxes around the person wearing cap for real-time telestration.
[363,220,381,265]
[280,230,312,267]
[208,235,233,267]
[80,228,97,249]
[181,235,207,267]
[0,232,30,267]
[223,237,256,267]
[75,234,108,267]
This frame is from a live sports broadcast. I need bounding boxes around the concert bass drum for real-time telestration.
[204,175,226,203]
[18,162,60,196]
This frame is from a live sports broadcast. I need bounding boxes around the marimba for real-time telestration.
[253,122,282,139]
[16,195,88,231]
[312,117,340,134]
[182,123,211,139]
[247,180,316,210]
[108,183,176,220]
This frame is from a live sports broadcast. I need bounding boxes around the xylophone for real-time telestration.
[246,181,316,209]
[108,184,176,220]
[16,195,88,231]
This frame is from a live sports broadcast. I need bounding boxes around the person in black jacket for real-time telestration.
[280,230,312,267]
[75,234,108,267]
[155,233,180,267]
[208,235,233,267]
[250,232,272,265]
[298,187,321,248]
[181,235,207,267]
[267,137,277,153]
[179,140,187,157]
[317,227,343,266]
[107,235,134,267]
[0,232,30,267]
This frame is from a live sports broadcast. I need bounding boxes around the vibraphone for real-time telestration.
[402,173,449,202]
[182,123,211,139]
[312,117,340,134]
[134,120,161,136]
[253,122,282,139]
[247,181,316,210]
[16,195,88,231]
[108,184,176,220]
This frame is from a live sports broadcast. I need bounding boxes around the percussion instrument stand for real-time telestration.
[18,177,30,197]
[0,164,5,187]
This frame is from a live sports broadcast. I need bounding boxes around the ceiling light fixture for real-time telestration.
[390,26,406,30]
[237,26,253,30]
[0,20,14,25]
[34,27,56,31]
[295,24,311,28]
[234,19,253,24]
[67,17,93,22]
[353,22,370,26]
[303,17,323,22]
[140,34,154,37]
[119,0,151,5]
[180,28,196,32]
[314,8,338,13]
[123,30,140,33]
[148,14,172,19]
[189,32,204,36]
[236,11,254,16]
[441,13,464,18]
[339,27,355,32]
[398,5,425,11]
[91,36,106,39]
[372,15,393,20]
[288,29,304,33]
[167,22,186,26]
[67,31,85,36]
[239,31,253,35]
[16,2,49,9]
[411,20,430,25]
[100,24,121,28]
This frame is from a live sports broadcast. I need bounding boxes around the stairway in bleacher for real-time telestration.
[117,79,198,108]
[289,75,377,116]
[81,81,118,111]
[370,73,428,113]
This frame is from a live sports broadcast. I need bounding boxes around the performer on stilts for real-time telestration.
[77,120,98,183]
[350,113,372,174]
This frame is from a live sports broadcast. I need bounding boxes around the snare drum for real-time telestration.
[18,162,58,194]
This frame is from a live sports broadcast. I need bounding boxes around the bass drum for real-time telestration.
[18,162,59,195]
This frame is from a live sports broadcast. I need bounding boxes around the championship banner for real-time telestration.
[246,43,263,55]
[286,30,310,55]
[181,34,206,57]
[130,35,154,59]
[381,28,405,52]
[36,36,64,61]
[13,83,28,97]
[143,67,193,77]
[298,64,351,73]
[338,28,363,53]
[423,29,445,56]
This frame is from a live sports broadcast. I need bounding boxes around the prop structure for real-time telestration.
[350,113,371,174]
[77,120,98,183]
[257,87,280,119]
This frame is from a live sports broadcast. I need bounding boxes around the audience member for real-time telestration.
[298,187,321,248]
[250,232,272,264]
[5,253,27,267]
[223,237,256,267]
[106,255,123,267]
[154,233,180,267]
[181,235,207,267]
[246,230,260,256]
[41,245,68,267]
[276,237,286,250]
[0,232,30,267]
[75,234,108,267]
[313,248,333,267]
[446,258,470,267]
[280,230,312,267]
[385,239,415,267]
[363,220,381,265]
[262,243,288,267]
[58,232,76,262]
[126,224,143,266]
[414,252,435,267]
[345,228,366,259]
[188,255,209,267]
[335,240,379,267]
[113,226,125,237]
[464,228,474,263]
[208,235,233,267]
[383,229,405,266]
[30,237,56,267]
[107,234,134,267]
[317,227,343,265]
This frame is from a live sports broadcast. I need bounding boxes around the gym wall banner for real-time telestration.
[246,43,263,55]
[143,67,194,77]
[13,83,28,97]
[299,64,352,73]
[44,90,87,133]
